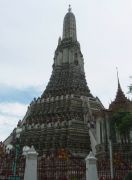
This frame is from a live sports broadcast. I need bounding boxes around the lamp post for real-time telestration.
[6,126,22,180]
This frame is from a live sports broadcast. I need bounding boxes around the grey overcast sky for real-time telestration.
[0,0,132,141]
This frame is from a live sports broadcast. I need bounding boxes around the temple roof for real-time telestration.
[109,74,132,112]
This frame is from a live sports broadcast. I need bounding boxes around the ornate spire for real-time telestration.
[116,67,121,90]
[116,68,126,102]
[109,69,131,111]
[62,5,77,41]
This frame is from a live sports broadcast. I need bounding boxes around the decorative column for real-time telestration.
[85,151,99,180]
[24,146,38,180]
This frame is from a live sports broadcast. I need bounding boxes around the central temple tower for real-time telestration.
[18,6,103,156]
[43,6,91,98]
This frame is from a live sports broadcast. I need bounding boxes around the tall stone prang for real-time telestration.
[16,6,104,156]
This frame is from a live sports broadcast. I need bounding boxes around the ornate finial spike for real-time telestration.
[116,67,119,82]
[68,4,72,12]
[116,67,121,89]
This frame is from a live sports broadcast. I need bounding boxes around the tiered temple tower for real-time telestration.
[11,6,104,157]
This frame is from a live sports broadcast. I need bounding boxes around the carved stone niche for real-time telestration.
[27,124,31,130]
[55,121,60,128]
[42,123,46,129]
[34,124,39,129]
[66,94,69,99]
[50,97,54,102]
[68,120,72,126]
[37,97,41,103]
[55,96,59,101]
[54,121,57,127]
[51,122,54,127]
[62,120,68,127]
[22,125,25,131]
[41,123,45,129]
[46,98,49,102]
[47,122,52,128]
[61,95,63,100]
[41,98,45,103]
[31,123,34,128]
[71,94,74,98]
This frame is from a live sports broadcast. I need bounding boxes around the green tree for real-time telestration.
[111,112,132,143]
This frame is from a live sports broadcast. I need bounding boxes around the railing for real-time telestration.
[38,149,86,180]
[0,155,25,180]
[0,147,132,180]
[97,152,132,180]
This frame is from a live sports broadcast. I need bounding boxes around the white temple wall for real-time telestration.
[106,115,110,142]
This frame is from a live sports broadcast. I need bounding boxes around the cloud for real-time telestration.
[0,102,27,117]
[0,84,43,104]
[0,102,27,141]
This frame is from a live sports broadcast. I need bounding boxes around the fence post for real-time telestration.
[85,151,99,180]
[24,146,38,180]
